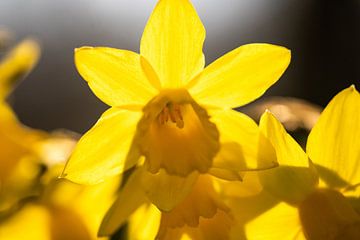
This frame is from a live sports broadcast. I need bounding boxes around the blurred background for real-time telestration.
[0,0,359,134]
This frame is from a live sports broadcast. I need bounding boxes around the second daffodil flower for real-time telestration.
[62,0,290,185]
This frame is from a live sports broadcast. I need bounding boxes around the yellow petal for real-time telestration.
[210,109,277,174]
[244,202,305,240]
[62,107,141,184]
[99,169,146,236]
[128,204,161,240]
[259,111,318,204]
[307,86,360,186]
[75,47,157,107]
[141,169,198,211]
[188,44,290,109]
[0,39,40,98]
[140,0,205,88]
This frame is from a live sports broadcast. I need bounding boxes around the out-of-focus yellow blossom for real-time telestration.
[0,39,46,214]
[100,171,233,240]
[0,126,119,240]
[226,86,360,240]
[62,0,290,215]
[0,170,119,240]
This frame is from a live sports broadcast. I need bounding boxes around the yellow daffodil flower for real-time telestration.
[99,170,233,240]
[0,174,118,240]
[0,39,47,213]
[62,0,290,187]
[227,86,360,239]
[0,124,118,240]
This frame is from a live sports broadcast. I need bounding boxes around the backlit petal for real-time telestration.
[259,111,318,204]
[188,44,290,109]
[244,202,304,240]
[75,47,157,107]
[307,86,360,186]
[99,169,147,236]
[140,0,205,88]
[128,204,161,240]
[62,107,141,184]
[210,109,277,174]
[140,169,198,211]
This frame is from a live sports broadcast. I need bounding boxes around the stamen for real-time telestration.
[158,103,184,128]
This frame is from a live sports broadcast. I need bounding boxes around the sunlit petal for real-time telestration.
[62,107,141,184]
[244,202,304,240]
[128,204,161,240]
[307,86,360,187]
[188,44,290,109]
[259,111,318,204]
[75,47,157,107]
[140,0,205,88]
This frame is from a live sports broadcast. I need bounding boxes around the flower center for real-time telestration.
[129,88,220,176]
[158,102,184,129]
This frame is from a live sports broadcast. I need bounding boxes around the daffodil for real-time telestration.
[99,169,233,240]
[0,123,118,240]
[226,86,360,239]
[62,0,290,187]
[0,39,47,213]
[0,171,118,240]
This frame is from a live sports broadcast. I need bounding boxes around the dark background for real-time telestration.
[1,0,359,133]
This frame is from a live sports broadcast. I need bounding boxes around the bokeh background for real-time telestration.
[1,0,359,134]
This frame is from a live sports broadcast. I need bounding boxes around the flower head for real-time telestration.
[229,86,360,239]
[62,0,290,185]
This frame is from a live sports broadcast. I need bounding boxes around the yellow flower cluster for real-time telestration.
[0,0,359,239]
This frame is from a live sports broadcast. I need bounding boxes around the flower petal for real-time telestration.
[99,169,147,236]
[307,86,360,186]
[225,177,302,239]
[188,44,290,109]
[75,47,157,107]
[140,169,198,211]
[62,107,141,184]
[0,39,40,98]
[210,109,277,174]
[128,204,161,240]
[140,0,205,88]
[259,111,318,204]
[244,202,304,240]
